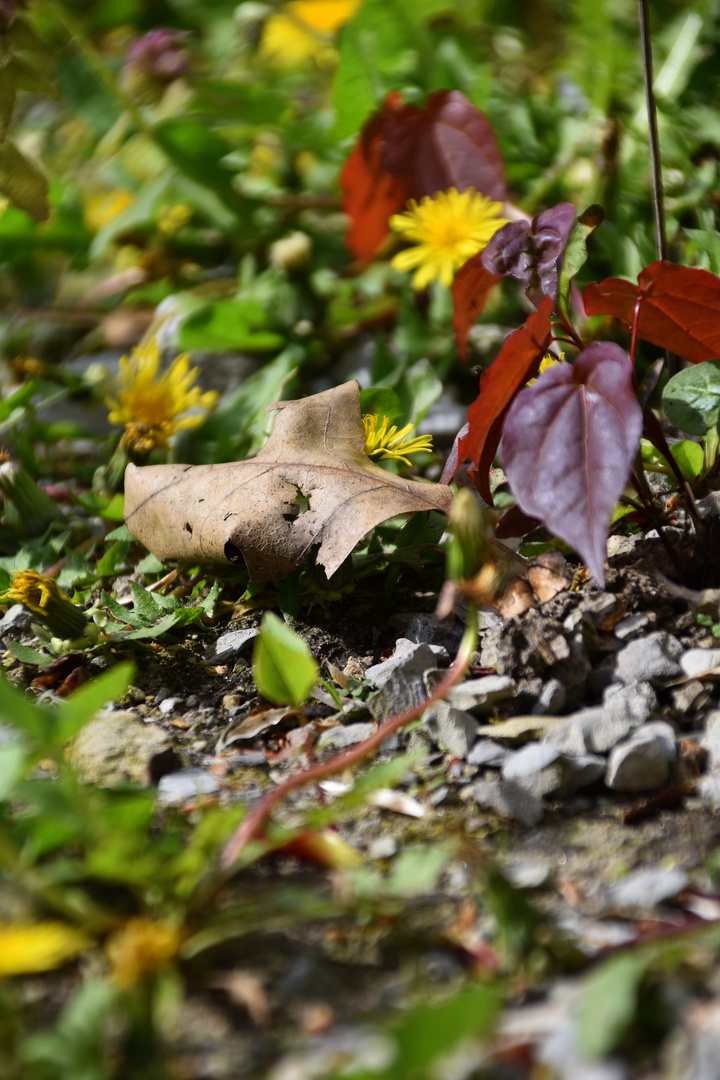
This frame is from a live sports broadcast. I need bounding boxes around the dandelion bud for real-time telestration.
[0,457,63,536]
[446,488,489,582]
[122,28,191,104]
[1,571,88,640]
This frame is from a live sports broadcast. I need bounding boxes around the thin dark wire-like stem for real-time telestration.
[638,0,674,379]
[638,0,667,263]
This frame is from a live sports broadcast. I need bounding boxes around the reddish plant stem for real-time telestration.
[221,619,477,868]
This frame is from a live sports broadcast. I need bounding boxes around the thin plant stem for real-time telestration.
[221,607,479,867]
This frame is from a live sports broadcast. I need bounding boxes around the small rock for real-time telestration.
[206,627,259,663]
[504,859,552,889]
[544,706,642,756]
[680,647,720,679]
[367,835,398,859]
[159,696,183,715]
[446,675,515,715]
[316,722,376,751]
[422,701,477,758]
[602,681,657,725]
[702,710,720,770]
[698,773,720,807]
[613,612,657,641]
[670,680,709,716]
[157,768,221,805]
[403,613,462,653]
[531,679,567,716]
[0,604,34,636]
[502,742,561,782]
[365,640,444,689]
[467,738,510,767]
[468,777,544,826]
[605,731,673,792]
[606,866,689,910]
[71,710,179,787]
[612,630,683,684]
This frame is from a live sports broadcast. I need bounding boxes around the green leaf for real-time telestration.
[670,439,704,481]
[0,138,49,220]
[0,65,16,142]
[557,204,604,309]
[153,117,256,220]
[253,612,319,707]
[178,299,285,353]
[95,540,132,576]
[663,359,720,435]
[387,985,500,1078]
[0,740,27,801]
[100,590,147,629]
[577,951,647,1058]
[5,642,53,667]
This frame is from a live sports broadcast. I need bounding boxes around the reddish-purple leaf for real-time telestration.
[452,255,502,363]
[341,90,507,260]
[584,261,720,365]
[502,342,642,585]
[495,504,541,539]
[482,202,576,308]
[382,90,507,203]
[450,298,553,503]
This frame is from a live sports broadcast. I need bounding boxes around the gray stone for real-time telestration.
[469,777,544,826]
[467,738,511,767]
[544,706,641,756]
[206,627,259,663]
[365,640,441,690]
[612,612,656,641]
[612,630,683,684]
[422,701,477,758]
[157,768,221,805]
[503,860,552,889]
[0,604,34,636]
[316,722,376,751]
[556,753,606,796]
[70,710,178,787]
[368,835,398,859]
[702,710,720,771]
[602,681,657,725]
[531,679,566,716]
[675,999,720,1080]
[681,647,720,679]
[670,680,709,715]
[502,742,561,781]
[446,675,516,715]
[699,773,720,808]
[403,613,460,654]
[605,732,672,792]
[606,866,689,910]
[501,742,605,799]
[634,720,677,761]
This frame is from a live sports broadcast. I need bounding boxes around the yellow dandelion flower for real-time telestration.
[1,570,88,639]
[105,336,218,456]
[526,351,565,385]
[260,0,360,68]
[390,187,509,290]
[0,922,91,978]
[106,917,183,988]
[363,414,433,468]
[156,202,193,237]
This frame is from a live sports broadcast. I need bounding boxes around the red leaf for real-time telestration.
[339,95,414,261]
[452,255,502,363]
[382,90,507,203]
[584,261,720,365]
[453,297,553,503]
[495,504,540,539]
[502,342,643,585]
[341,90,507,261]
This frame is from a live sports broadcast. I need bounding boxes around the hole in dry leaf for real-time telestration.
[282,481,311,522]
[184,521,193,535]
[224,541,245,565]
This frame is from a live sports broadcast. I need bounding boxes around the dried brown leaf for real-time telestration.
[125,381,453,580]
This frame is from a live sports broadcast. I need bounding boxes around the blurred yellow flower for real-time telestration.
[106,336,218,456]
[156,202,193,237]
[0,922,91,977]
[363,414,433,467]
[106,917,183,988]
[84,189,133,232]
[260,0,360,68]
[390,188,508,290]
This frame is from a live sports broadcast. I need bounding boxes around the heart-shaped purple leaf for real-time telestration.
[502,342,642,584]
[482,202,576,307]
